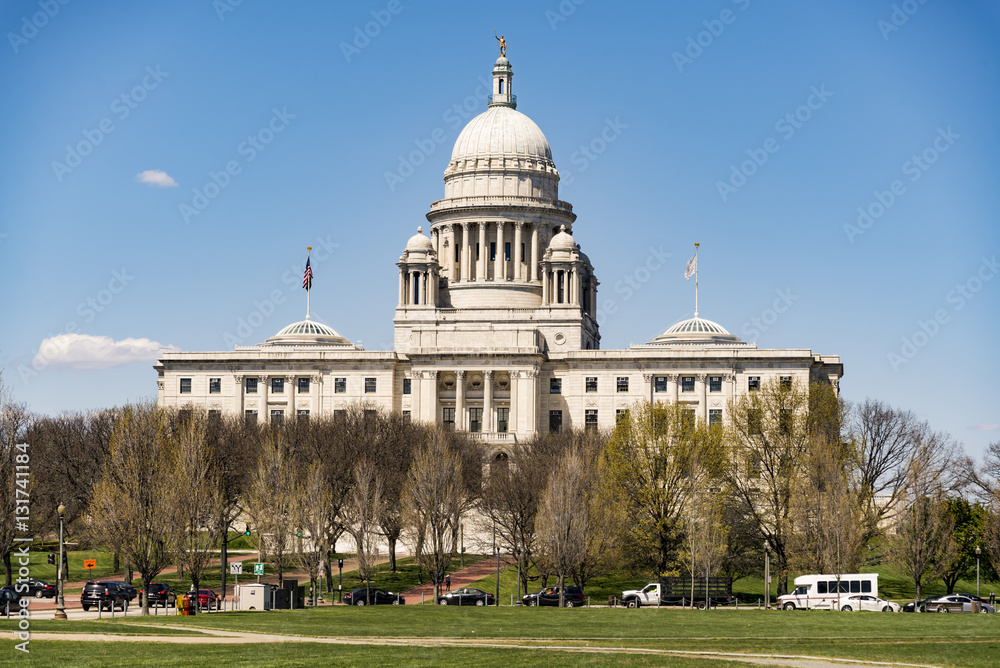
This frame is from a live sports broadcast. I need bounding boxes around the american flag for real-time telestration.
[302,256,313,290]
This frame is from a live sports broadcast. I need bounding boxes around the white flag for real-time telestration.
[684,253,697,280]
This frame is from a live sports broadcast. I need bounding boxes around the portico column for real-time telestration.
[483,370,494,433]
[509,371,518,435]
[428,371,439,423]
[698,374,708,423]
[530,225,539,281]
[455,370,466,431]
[496,221,506,280]
[312,375,322,417]
[286,376,295,418]
[513,222,523,281]
[541,268,549,305]
[475,222,485,280]
[461,222,470,282]
[668,374,678,404]
[398,268,405,305]
[234,375,244,416]
[259,376,268,423]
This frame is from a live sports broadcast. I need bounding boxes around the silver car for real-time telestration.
[926,595,994,613]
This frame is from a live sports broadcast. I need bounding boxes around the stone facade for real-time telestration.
[156,55,842,456]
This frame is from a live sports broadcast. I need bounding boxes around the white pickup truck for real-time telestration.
[621,578,734,608]
[620,583,662,608]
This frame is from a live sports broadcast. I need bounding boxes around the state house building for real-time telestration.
[155,54,842,454]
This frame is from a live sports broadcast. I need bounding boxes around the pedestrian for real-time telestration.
[445,574,451,591]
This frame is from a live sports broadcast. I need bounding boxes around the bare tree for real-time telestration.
[343,458,383,604]
[887,429,959,602]
[292,460,334,604]
[536,448,588,607]
[168,412,225,596]
[88,402,176,615]
[402,429,469,599]
[243,433,296,587]
[681,440,729,607]
[0,373,29,586]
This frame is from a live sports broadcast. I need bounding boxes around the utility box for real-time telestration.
[234,583,271,611]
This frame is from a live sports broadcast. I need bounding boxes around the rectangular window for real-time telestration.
[209,377,221,394]
[334,377,346,393]
[245,377,258,394]
[179,378,192,394]
[550,378,561,394]
[297,409,310,421]
[496,407,509,433]
[402,410,411,424]
[469,407,483,433]
[616,377,629,392]
[850,580,860,594]
[442,407,455,430]
[681,376,695,392]
[178,409,191,423]
[271,377,284,394]
[780,375,792,389]
[364,377,376,393]
[244,409,257,424]
[709,376,722,392]
[818,581,828,595]
[549,410,562,433]
[504,242,511,261]
[616,408,629,423]
[476,243,480,260]
[520,242,525,262]
[748,376,760,392]
[681,409,696,430]
[490,242,496,261]
[585,409,598,431]
[780,409,792,434]
[364,409,377,420]
[585,377,598,393]
[455,243,460,263]
[654,376,667,393]
[298,377,310,393]
[333,410,346,422]
[403,378,411,395]
[270,409,284,424]
[709,409,722,426]
[208,409,221,420]
[861,580,872,593]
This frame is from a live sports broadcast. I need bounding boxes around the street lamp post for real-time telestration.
[763,539,770,610]
[55,504,67,620]
[976,546,982,599]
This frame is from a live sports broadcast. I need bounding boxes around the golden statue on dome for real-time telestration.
[494,30,506,57]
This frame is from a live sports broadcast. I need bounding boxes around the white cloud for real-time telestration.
[971,423,1000,431]
[34,334,177,370]
[136,169,178,187]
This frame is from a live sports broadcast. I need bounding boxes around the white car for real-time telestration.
[839,594,899,612]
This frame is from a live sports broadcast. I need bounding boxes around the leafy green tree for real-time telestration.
[941,498,987,594]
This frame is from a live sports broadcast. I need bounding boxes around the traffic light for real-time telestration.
[47,553,55,565]
[338,558,344,569]
[244,525,251,537]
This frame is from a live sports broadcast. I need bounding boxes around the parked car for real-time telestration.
[80,581,130,612]
[16,578,56,599]
[924,595,994,613]
[437,587,494,606]
[902,596,939,613]
[0,587,23,615]
[145,582,176,608]
[194,589,221,610]
[838,594,900,612]
[522,585,586,607]
[343,587,404,605]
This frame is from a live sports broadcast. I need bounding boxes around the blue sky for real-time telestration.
[1,0,997,457]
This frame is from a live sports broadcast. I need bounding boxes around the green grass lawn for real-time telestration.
[0,620,208,635]
[8,606,1000,667]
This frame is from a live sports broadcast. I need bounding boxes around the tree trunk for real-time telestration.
[388,536,397,573]
[324,552,333,593]
[558,572,565,607]
[141,576,150,616]
[221,527,229,599]
[113,549,120,573]
[3,553,11,586]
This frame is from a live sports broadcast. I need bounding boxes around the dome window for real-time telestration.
[499,79,504,94]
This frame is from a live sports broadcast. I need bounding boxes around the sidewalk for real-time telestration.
[400,555,513,603]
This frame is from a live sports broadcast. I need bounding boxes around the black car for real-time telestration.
[145,582,177,608]
[108,581,138,601]
[902,596,939,613]
[522,585,586,607]
[17,578,56,599]
[343,587,404,606]
[0,587,23,615]
[437,587,495,606]
[80,581,130,612]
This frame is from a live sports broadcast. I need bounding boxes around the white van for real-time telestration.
[777,574,878,610]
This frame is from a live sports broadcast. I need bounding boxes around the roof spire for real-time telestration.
[489,47,515,109]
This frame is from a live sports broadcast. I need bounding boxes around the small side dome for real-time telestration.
[648,316,743,345]
[263,319,353,347]
[405,226,434,253]
[548,225,576,251]
[494,56,510,68]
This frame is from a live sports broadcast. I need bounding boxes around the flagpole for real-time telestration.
[694,242,700,318]
[306,246,312,321]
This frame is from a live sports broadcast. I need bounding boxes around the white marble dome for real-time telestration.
[263,319,353,347]
[404,226,434,253]
[449,106,553,166]
[548,225,576,252]
[648,316,743,345]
